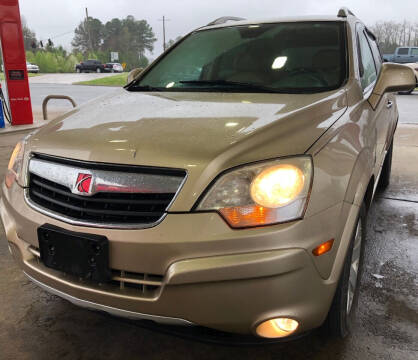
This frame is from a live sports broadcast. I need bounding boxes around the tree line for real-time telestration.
[1,15,157,73]
[71,15,156,69]
[370,21,418,54]
[2,17,416,74]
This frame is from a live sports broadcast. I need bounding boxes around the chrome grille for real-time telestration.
[26,155,186,228]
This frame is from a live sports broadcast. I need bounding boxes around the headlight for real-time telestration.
[5,141,25,188]
[195,156,312,228]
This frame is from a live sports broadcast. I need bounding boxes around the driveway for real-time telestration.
[396,92,418,124]
[29,73,119,85]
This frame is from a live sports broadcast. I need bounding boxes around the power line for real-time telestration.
[37,29,74,44]
[49,30,74,40]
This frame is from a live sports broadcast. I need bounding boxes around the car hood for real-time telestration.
[29,88,347,210]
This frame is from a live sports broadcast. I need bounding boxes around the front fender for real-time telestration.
[344,147,374,207]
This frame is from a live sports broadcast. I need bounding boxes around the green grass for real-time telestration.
[0,72,41,81]
[74,73,128,87]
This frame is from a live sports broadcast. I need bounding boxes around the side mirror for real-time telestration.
[369,63,415,109]
[127,68,144,84]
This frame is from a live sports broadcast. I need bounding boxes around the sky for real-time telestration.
[19,0,417,58]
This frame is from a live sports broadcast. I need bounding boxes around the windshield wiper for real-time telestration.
[179,80,280,93]
[128,85,163,92]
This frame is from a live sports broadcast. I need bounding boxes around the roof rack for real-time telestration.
[337,7,355,18]
[206,16,246,26]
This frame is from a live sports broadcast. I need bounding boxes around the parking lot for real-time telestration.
[0,92,417,360]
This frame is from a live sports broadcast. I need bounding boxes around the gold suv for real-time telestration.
[1,8,415,339]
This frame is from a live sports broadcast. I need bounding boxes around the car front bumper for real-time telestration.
[0,181,360,336]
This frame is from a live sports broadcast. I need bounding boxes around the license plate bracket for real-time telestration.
[38,224,111,283]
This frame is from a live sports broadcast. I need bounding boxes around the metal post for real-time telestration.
[0,98,5,129]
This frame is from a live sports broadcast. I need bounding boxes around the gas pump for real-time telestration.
[0,83,12,128]
[0,0,33,126]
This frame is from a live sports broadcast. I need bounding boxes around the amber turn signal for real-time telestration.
[219,205,276,228]
[5,142,22,188]
[312,239,334,256]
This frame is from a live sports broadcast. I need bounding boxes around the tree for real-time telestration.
[370,20,418,53]
[21,16,38,51]
[167,36,183,48]
[71,15,156,70]
[102,16,156,55]
[100,16,156,70]
[72,17,104,53]
[102,18,123,52]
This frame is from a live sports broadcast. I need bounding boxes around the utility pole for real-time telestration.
[158,16,170,51]
[85,7,94,52]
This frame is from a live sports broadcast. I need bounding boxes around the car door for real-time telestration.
[395,47,410,63]
[411,48,418,62]
[366,32,397,157]
[356,25,390,178]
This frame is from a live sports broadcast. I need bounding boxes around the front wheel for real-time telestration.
[326,203,366,338]
[96,68,102,73]
[398,89,413,95]
[76,68,81,73]
[398,79,417,95]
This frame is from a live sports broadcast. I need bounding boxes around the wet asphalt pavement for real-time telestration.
[28,83,117,113]
[0,94,417,359]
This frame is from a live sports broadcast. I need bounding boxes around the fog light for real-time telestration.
[256,317,299,338]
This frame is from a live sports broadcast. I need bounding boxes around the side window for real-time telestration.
[411,48,418,56]
[367,37,382,73]
[397,48,409,55]
[357,29,377,90]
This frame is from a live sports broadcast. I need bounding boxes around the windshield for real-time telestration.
[129,21,346,94]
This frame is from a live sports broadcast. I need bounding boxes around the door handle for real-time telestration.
[386,101,393,109]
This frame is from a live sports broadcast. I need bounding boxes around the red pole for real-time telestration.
[0,0,33,125]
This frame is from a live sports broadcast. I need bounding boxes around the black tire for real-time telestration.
[379,139,393,190]
[76,68,81,73]
[96,68,102,73]
[398,88,413,95]
[398,78,417,95]
[325,203,367,338]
